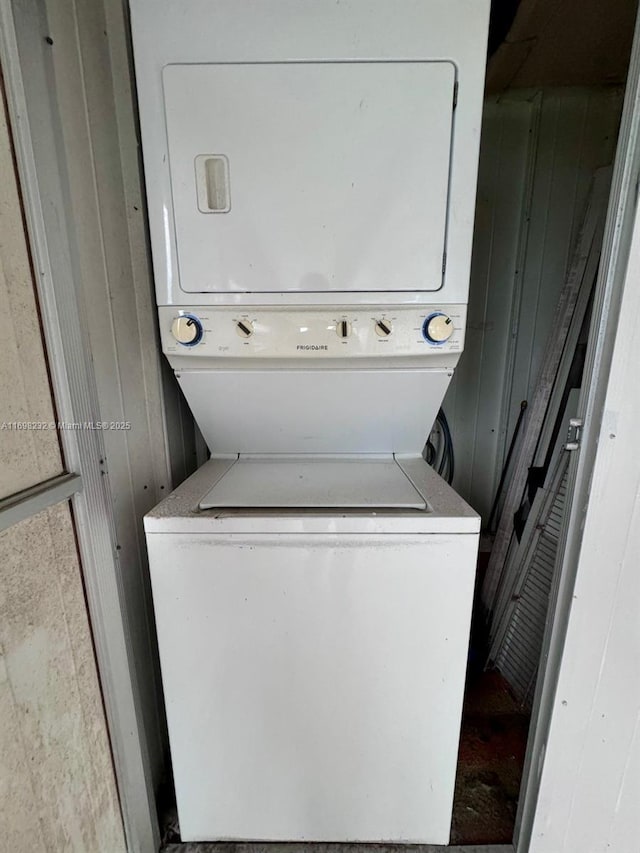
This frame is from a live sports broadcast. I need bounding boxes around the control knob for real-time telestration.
[235,320,254,338]
[336,320,352,339]
[374,319,393,337]
[171,314,203,346]
[423,312,453,344]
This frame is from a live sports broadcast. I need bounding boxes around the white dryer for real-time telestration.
[130,0,490,843]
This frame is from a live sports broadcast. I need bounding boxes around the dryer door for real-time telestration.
[163,61,455,295]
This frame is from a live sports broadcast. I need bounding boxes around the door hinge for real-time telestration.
[566,417,584,451]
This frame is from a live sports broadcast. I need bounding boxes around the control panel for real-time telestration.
[158,306,466,358]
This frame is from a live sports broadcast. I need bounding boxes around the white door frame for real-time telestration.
[515,7,640,852]
[0,1,159,851]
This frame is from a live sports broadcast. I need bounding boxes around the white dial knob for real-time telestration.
[171,315,203,346]
[374,319,393,337]
[423,312,453,344]
[336,319,352,339]
[235,319,254,338]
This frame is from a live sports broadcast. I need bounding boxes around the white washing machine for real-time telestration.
[145,456,479,843]
[130,0,490,843]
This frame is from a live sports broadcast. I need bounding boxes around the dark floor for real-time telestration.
[450,670,530,845]
[159,670,529,850]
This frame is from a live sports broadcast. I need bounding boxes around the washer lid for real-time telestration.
[199,455,427,510]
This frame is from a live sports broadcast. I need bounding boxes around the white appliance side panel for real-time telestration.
[176,368,453,454]
[163,62,454,295]
[147,532,477,842]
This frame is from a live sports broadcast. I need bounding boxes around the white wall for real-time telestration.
[446,87,624,523]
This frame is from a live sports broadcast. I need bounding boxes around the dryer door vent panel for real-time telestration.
[163,62,455,295]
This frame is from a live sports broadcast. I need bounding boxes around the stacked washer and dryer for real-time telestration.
[130,0,490,844]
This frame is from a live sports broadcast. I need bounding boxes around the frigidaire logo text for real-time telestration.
[297,344,328,351]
